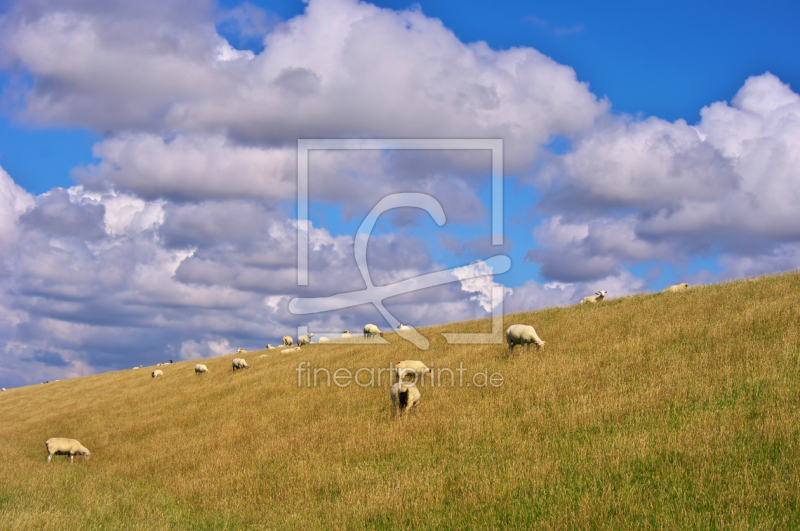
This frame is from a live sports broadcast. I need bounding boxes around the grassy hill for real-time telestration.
[2,272,800,530]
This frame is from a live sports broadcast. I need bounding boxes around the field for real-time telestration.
[1,273,800,529]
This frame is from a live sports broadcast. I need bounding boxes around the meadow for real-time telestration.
[1,272,799,530]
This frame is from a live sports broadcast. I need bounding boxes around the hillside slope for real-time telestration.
[1,273,800,529]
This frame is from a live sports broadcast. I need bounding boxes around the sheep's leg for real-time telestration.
[47,453,52,462]
[69,454,74,464]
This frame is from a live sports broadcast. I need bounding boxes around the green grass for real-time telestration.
[2,272,800,529]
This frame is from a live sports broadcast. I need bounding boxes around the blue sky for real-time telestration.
[0,0,799,387]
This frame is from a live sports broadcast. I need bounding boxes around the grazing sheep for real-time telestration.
[237,348,246,354]
[390,382,421,417]
[283,336,294,346]
[341,330,351,338]
[318,337,330,343]
[45,438,90,463]
[506,324,546,356]
[662,283,690,293]
[265,344,275,349]
[363,324,381,338]
[580,290,608,305]
[195,364,209,374]
[397,324,409,330]
[1,388,5,391]
[151,370,163,378]
[297,333,314,346]
[281,347,301,354]
[232,358,249,371]
[168,360,173,364]
[394,360,431,382]
[132,366,142,370]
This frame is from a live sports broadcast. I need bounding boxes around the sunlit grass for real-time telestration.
[1,272,800,529]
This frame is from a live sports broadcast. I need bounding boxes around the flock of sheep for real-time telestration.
[42,285,693,462]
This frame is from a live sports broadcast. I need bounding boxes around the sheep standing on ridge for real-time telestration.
[390,382,421,418]
[397,324,409,330]
[506,324,546,356]
[394,360,431,382]
[152,369,163,378]
[265,344,275,349]
[297,333,314,346]
[45,438,90,463]
[283,336,294,346]
[341,330,351,338]
[363,324,382,338]
[232,358,249,372]
[236,348,246,354]
[663,283,690,293]
[195,364,209,374]
[580,290,608,305]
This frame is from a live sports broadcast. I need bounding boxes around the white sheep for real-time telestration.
[236,348,246,354]
[195,364,209,374]
[341,330,351,338]
[132,366,141,370]
[394,360,431,382]
[390,382,421,417]
[232,358,249,371]
[662,283,690,293]
[580,290,608,305]
[506,324,546,356]
[45,437,90,463]
[363,324,381,338]
[151,369,163,378]
[281,347,301,354]
[259,354,268,358]
[283,336,294,346]
[1,388,5,391]
[297,333,314,346]
[318,337,330,343]
[265,344,275,349]
[397,324,409,330]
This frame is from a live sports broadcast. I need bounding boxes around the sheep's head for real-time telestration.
[682,283,690,288]
[308,333,314,338]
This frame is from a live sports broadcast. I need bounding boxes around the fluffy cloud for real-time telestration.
[527,73,800,282]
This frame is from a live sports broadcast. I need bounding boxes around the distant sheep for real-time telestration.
[232,358,249,371]
[580,290,608,305]
[394,360,431,382]
[318,337,330,343]
[1,388,5,391]
[283,336,294,346]
[281,347,301,354]
[237,348,246,354]
[397,324,409,330]
[265,344,275,349]
[662,283,690,293]
[297,333,314,346]
[506,324,546,356]
[363,324,381,338]
[195,364,209,374]
[132,366,142,370]
[259,354,268,358]
[390,382,421,417]
[152,369,163,378]
[45,437,90,463]
[341,330,351,338]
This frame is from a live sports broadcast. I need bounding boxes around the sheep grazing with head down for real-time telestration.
[363,324,382,338]
[151,369,163,378]
[506,324,546,356]
[195,364,209,374]
[236,348,246,354]
[394,360,431,382]
[662,283,690,293]
[580,290,607,305]
[283,336,294,346]
[390,382,421,418]
[297,333,314,346]
[46,437,90,463]
[232,358,249,372]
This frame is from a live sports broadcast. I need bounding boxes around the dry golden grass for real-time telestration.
[2,272,800,529]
